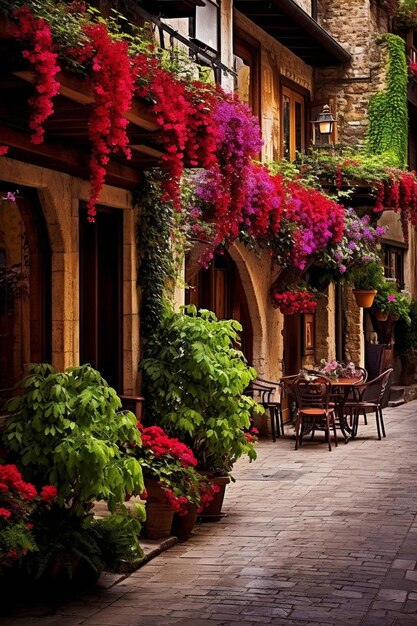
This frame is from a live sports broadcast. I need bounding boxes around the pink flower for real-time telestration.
[388,294,396,302]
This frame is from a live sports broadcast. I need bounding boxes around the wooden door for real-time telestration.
[186,251,253,364]
[79,207,123,391]
[282,314,302,422]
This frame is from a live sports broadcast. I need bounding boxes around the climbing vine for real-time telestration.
[366,34,408,167]
[137,174,175,356]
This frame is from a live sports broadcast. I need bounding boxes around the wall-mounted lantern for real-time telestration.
[311,104,336,145]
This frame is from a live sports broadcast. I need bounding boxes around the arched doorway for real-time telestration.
[0,186,51,403]
[185,249,253,364]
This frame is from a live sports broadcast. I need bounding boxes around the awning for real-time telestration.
[234,0,351,67]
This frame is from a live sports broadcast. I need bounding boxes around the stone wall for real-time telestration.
[315,0,388,147]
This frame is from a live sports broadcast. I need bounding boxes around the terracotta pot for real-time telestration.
[374,309,389,321]
[390,313,400,321]
[352,289,377,308]
[198,473,230,522]
[143,478,174,539]
[171,505,198,541]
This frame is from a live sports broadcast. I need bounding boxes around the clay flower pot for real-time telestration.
[143,478,174,539]
[352,289,377,308]
[374,309,389,322]
[198,473,230,522]
[171,505,198,541]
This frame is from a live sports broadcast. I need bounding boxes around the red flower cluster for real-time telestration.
[67,23,135,221]
[40,485,58,503]
[197,481,220,514]
[0,146,8,156]
[272,290,318,315]
[373,170,417,243]
[0,464,37,502]
[12,7,61,144]
[139,425,197,468]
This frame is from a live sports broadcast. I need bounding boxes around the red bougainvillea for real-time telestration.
[373,170,417,243]
[0,147,8,156]
[12,7,61,145]
[271,289,318,315]
[67,23,135,221]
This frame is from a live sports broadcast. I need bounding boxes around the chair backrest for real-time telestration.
[293,376,332,412]
[354,366,368,383]
[280,375,298,398]
[359,368,393,404]
[246,381,274,405]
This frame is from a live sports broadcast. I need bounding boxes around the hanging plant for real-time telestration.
[12,6,61,145]
[67,22,135,221]
[271,288,318,315]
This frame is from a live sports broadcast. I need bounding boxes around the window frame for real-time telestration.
[233,32,261,119]
[280,80,308,161]
[382,242,406,292]
[189,0,220,54]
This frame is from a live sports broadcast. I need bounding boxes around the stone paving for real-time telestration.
[2,402,417,626]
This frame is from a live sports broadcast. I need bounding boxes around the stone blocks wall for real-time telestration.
[315,0,388,147]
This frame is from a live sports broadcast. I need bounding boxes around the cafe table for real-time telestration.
[330,377,363,442]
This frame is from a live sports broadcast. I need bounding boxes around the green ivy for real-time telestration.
[366,34,408,168]
[137,174,175,356]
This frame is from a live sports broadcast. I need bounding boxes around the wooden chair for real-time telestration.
[293,376,338,451]
[348,368,393,440]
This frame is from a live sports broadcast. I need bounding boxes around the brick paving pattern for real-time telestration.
[2,402,417,625]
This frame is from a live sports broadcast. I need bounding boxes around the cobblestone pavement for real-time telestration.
[3,402,417,626]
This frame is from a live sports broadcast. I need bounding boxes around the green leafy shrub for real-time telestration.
[350,261,385,291]
[142,304,261,475]
[3,364,144,517]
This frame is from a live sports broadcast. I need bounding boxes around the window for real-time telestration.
[190,0,219,53]
[282,86,306,161]
[383,244,405,291]
[233,37,260,114]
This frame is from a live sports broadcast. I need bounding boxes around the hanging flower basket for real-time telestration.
[271,289,318,315]
[374,309,389,321]
[352,289,377,308]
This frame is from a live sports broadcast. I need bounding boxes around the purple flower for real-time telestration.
[6,192,16,201]
[339,264,347,274]
[388,294,396,302]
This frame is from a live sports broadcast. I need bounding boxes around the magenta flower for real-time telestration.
[6,192,16,201]
[388,294,396,302]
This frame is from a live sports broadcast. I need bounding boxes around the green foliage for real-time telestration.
[141,303,261,474]
[92,514,144,572]
[138,174,176,355]
[395,300,417,355]
[350,262,385,291]
[366,34,408,168]
[3,364,144,516]
[374,281,411,323]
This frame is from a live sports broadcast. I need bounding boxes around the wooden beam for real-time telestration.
[0,124,144,189]
[13,70,159,132]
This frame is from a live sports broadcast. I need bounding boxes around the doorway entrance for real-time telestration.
[185,250,253,364]
[79,206,123,391]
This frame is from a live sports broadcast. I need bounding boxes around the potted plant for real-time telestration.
[141,304,261,519]
[373,281,411,324]
[271,287,318,315]
[2,364,146,583]
[129,424,216,539]
[349,261,385,308]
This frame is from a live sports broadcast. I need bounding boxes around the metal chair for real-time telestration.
[256,377,285,439]
[246,380,280,441]
[348,368,393,440]
[293,376,338,451]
